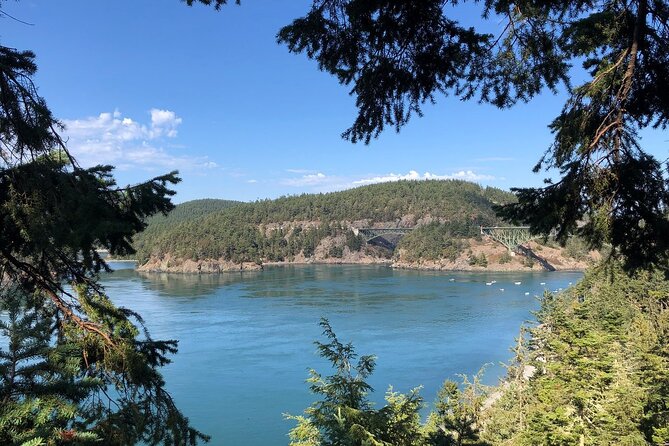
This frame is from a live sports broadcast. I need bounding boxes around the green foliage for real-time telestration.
[136,181,513,264]
[0,35,205,444]
[563,237,590,262]
[287,318,425,446]
[485,0,669,271]
[290,320,499,446]
[426,372,489,446]
[0,286,92,445]
[399,221,480,263]
[278,0,490,144]
[132,199,240,257]
[498,251,512,264]
[327,245,343,259]
[521,256,535,269]
[0,284,209,446]
[481,263,669,444]
[345,230,364,252]
[468,254,488,268]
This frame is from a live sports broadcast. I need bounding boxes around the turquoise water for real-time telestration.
[103,263,581,445]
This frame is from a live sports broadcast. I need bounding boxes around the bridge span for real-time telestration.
[480,226,539,252]
[352,227,413,243]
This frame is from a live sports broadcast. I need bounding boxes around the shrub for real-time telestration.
[328,245,344,258]
[499,250,512,264]
[469,253,488,267]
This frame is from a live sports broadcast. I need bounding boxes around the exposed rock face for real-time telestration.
[138,236,596,274]
[264,236,392,266]
[393,239,598,272]
[137,218,598,274]
[138,254,262,274]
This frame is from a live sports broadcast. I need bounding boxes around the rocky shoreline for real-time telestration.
[137,242,595,274]
[137,254,263,274]
[137,258,589,274]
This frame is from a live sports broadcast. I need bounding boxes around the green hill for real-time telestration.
[134,180,515,265]
[133,198,241,257]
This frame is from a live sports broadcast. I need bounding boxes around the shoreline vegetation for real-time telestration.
[131,180,599,275]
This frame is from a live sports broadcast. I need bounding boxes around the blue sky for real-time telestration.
[2,1,667,202]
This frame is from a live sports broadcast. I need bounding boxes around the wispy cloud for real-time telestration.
[285,168,316,174]
[282,172,329,187]
[279,169,500,194]
[352,170,497,186]
[63,109,216,171]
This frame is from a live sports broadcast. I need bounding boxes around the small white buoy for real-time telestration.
[568,282,572,285]
[514,281,522,285]
[491,280,497,284]
[540,282,546,285]
[524,292,530,295]
[486,282,493,286]
[449,278,455,282]
[500,288,505,292]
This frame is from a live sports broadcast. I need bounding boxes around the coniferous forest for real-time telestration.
[132,180,515,265]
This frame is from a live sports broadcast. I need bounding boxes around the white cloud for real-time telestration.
[282,172,328,187]
[278,169,499,194]
[247,179,258,184]
[63,109,215,171]
[149,109,182,138]
[352,170,496,186]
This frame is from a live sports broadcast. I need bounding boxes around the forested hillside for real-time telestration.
[132,199,240,257]
[133,180,516,268]
[146,198,241,226]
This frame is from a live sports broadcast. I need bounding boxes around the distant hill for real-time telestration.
[133,198,241,256]
[146,198,241,226]
[134,180,516,267]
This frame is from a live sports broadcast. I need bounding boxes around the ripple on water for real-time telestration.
[103,265,582,446]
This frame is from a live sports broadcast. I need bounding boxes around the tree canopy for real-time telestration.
[0,13,206,444]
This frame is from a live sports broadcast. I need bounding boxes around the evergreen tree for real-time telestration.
[486,0,669,271]
[426,373,489,446]
[0,16,206,445]
[0,286,99,445]
[287,318,425,446]
[480,265,669,445]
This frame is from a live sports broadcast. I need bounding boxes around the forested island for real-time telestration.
[133,180,596,273]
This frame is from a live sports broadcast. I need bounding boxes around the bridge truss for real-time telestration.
[480,226,537,251]
[353,227,413,243]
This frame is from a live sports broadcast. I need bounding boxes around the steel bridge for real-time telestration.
[480,226,538,251]
[352,227,413,243]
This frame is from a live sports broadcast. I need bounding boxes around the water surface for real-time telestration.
[103,263,581,445]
